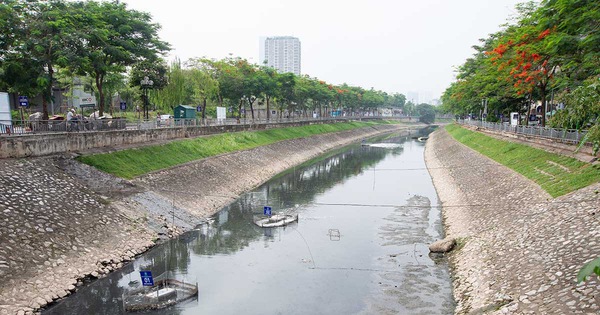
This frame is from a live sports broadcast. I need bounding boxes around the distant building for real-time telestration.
[260,36,301,75]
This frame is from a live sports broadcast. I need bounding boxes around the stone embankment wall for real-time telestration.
[0,123,412,315]
[425,129,600,314]
[0,118,388,159]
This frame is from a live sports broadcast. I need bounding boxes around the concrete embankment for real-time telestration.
[0,123,414,315]
[425,128,600,314]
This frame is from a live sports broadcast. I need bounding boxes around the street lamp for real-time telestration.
[140,76,153,120]
[481,98,488,125]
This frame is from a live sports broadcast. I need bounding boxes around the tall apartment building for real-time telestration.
[259,36,301,75]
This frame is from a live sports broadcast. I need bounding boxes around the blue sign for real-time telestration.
[140,271,154,286]
[196,105,202,112]
[263,206,272,216]
[119,101,126,111]
[18,96,29,107]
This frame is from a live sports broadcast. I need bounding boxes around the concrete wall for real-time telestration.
[0,119,384,159]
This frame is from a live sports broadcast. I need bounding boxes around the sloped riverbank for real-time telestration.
[425,128,600,314]
[0,124,417,315]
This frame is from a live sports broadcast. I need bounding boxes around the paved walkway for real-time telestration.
[425,129,600,314]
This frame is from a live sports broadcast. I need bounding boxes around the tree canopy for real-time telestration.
[442,0,599,139]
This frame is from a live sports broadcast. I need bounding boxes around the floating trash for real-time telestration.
[254,213,298,228]
[122,278,198,312]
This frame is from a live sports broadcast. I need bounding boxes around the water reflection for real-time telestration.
[44,128,453,315]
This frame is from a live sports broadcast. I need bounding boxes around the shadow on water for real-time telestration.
[43,127,454,315]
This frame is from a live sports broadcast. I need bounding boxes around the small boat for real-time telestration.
[417,136,429,141]
[254,213,298,228]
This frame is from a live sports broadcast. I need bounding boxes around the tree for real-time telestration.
[550,76,600,155]
[13,0,81,119]
[0,0,22,65]
[276,73,296,118]
[258,66,278,120]
[417,103,436,124]
[150,59,189,111]
[216,58,245,118]
[185,58,219,120]
[75,0,169,116]
[539,0,600,86]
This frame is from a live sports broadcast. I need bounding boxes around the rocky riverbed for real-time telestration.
[425,128,600,314]
[0,124,411,315]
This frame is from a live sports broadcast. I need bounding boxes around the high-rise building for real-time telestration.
[260,36,301,75]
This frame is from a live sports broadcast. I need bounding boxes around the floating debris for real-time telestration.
[122,278,198,312]
[254,213,298,228]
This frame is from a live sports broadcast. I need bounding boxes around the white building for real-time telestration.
[260,36,301,75]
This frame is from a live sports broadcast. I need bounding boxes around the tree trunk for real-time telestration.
[247,97,255,120]
[202,98,207,119]
[539,83,547,127]
[42,64,54,120]
[95,74,104,117]
[266,95,270,121]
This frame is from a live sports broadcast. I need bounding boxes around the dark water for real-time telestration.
[44,128,455,315]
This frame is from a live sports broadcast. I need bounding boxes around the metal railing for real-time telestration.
[458,119,588,144]
[0,118,128,135]
[0,115,415,136]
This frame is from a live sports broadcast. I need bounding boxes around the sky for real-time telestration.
[120,0,526,104]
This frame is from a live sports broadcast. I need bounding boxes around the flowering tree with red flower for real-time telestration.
[486,25,559,126]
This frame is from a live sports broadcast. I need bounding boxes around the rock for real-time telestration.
[429,237,456,253]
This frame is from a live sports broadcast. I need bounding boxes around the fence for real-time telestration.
[0,118,127,135]
[458,119,588,144]
[0,115,414,136]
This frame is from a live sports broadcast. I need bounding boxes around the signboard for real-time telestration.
[18,96,29,107]
[80,96,96,105]
[140,271,154,286]
[0,92,11,125]
[120,101,126,111]
[263,206,272,216]
[216,106,226,120]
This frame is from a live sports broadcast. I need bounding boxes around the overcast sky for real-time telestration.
[121,0,525,103]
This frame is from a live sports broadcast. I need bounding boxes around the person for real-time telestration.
[66,108,73,122]
[67,108,78,131]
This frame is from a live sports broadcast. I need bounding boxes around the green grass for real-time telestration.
[446,124,600,197]
[78,121,395,179]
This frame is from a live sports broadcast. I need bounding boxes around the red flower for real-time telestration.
[538,29,551,39]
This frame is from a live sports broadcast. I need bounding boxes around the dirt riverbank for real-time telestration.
[0,123,417,315]
[425,128,600,314]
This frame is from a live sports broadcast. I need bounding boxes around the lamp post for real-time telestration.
[140,76,153,120]
[481,98,488,125]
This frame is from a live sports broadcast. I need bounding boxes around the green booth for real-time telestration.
[174,105,196,119]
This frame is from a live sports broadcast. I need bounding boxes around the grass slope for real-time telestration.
[78,121,394,179]
[446,124,600,197]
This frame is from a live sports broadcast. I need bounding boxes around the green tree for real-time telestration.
[258,66,278,120]
[151,59,189,111]
[275,73,296,118]
[14,0,80,119]
[185,58,219,120]
[75,0,169,116]
[417,103,436,124]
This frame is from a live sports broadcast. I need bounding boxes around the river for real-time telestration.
[44,128,455,315]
